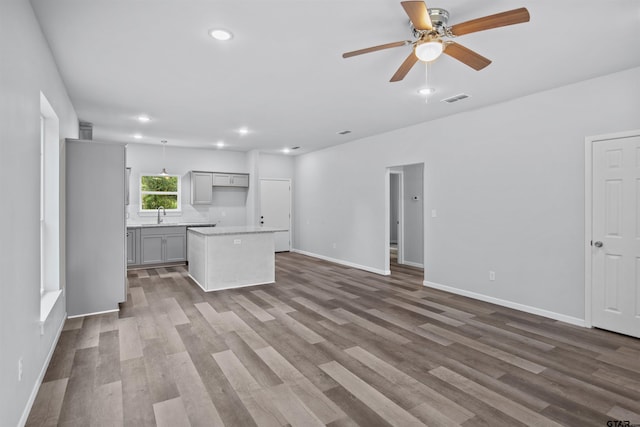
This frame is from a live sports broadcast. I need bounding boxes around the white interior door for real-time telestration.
[591,134,640,338]
[260,179,291,252]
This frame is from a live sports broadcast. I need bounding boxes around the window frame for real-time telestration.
[139,173,182,212]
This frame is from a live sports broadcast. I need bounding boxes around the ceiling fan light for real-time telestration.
[415,40,443,62]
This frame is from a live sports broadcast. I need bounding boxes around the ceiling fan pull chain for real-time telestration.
[423,62,434,104]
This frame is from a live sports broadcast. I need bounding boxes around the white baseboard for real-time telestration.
[67,308,119,319]
[19,312,66,427]
[292,249,390,276]
[401,260,424,269]
[423,280,586,327]
[187,274,274,292]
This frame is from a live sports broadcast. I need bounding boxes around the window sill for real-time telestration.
[40,289,63,331]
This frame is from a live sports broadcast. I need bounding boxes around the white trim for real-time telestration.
[386,169,405,269]
[67,308,119,319]
[584,134,594,328]
[40,290,63,326]
[424,280,586,327]
[584,129,640,329]
[292,248,390,276]
[18,312,66,427]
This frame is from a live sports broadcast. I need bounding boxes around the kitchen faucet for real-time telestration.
[157,206,166,224]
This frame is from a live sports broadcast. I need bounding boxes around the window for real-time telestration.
[40,92,62,323]
[140,174,181,211]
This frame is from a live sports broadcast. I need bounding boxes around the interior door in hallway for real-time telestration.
[260,179,291,252]
[591,133,640,338]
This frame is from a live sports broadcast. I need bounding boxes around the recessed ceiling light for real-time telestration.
[133,134,143,139]
[137,115,150,123]
[283,148,291,154]
[238,127,249,136]
[209,29,233,41]
[216,141,225,148]
[418,88,435,95]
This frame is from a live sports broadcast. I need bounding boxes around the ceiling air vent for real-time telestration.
[337,130,352,135]
[441,93,470,104]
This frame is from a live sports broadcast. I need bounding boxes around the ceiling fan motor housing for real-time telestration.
[428,8,449,29]
[411,8,450,38]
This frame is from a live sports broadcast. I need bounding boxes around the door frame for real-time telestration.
[385,169,405,274]
[584,128,640,328]
[259,178,292,252]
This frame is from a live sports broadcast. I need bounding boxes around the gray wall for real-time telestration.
[294,66,640,321]
[0,0,78,424]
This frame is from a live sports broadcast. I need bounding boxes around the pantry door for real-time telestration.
[260,179,291,252]
[589,131,640,338]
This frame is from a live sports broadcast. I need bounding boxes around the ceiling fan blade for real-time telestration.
[450,7,530,36]
[401,1,433,31]
[342,41,409,58]
[443,42,491,70]
[390,51,419,82]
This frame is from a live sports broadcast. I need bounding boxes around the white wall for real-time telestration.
[258,153,295,180]
[294,66,640,322]
[126,144,249,226]
[0,0,79,424]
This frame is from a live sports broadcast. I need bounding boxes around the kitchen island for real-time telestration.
[187,226,282,291]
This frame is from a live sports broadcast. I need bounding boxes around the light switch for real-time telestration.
[431,209,437,218]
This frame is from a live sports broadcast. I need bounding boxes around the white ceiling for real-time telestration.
[30,0,640,155]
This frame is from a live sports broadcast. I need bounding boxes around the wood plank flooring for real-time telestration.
[26,252,640,426]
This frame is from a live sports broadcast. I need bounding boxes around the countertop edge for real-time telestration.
[127,223,218,229]
[188,226,285,236]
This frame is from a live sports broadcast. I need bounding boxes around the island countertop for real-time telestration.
[187,226,284,236]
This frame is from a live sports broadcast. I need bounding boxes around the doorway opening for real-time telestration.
[386,164,424,276]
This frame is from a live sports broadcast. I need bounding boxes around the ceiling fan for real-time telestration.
[342,1,530,82]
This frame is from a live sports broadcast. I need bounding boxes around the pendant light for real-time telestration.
[159,140,169,176]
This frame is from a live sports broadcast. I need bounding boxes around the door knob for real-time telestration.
[594,241,603,248]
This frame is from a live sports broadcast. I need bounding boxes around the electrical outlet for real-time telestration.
[332,243,337,249]
[18,358,23,381]
[233,239,241,245]
[489,271,496,281]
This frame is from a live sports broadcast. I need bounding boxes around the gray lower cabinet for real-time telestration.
[126,228,140,265]
[140,226,187,265]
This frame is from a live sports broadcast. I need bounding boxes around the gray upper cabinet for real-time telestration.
[190,171,249,205]
[213,172,249,187]
[191,171,213,205]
